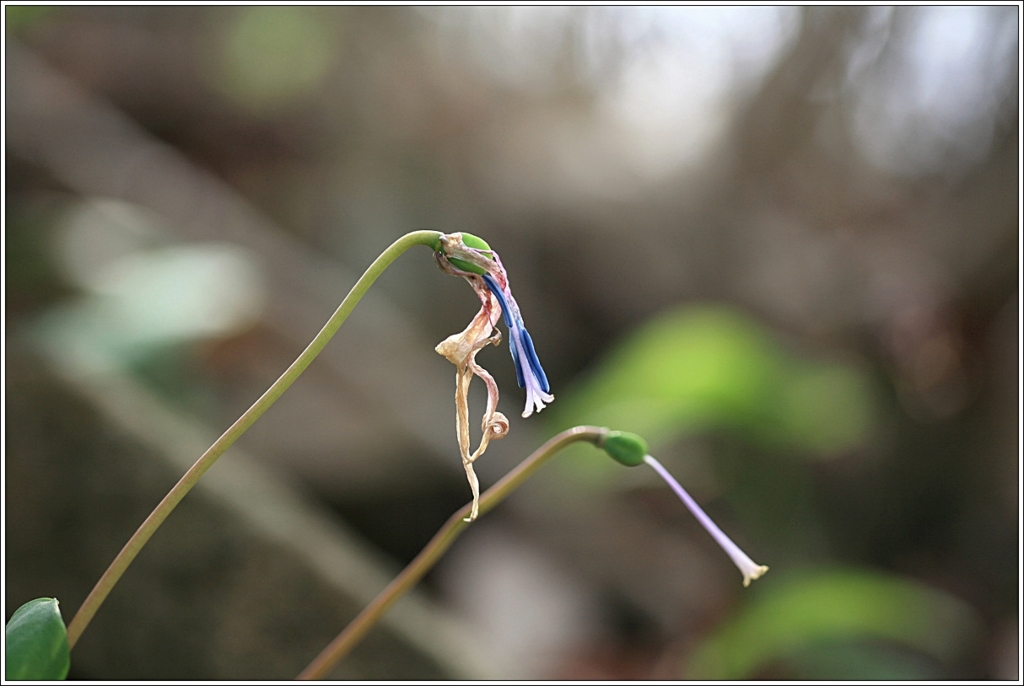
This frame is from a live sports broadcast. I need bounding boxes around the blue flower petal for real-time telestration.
[481,272,548,392]
[517,327,550,394]
[507,328,526,388]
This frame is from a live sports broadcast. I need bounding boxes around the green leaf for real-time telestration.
[684,568,980,679]
[549,304,874,457]
[5,598,70,680]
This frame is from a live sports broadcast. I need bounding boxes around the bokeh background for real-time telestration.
[5,5,1020,680]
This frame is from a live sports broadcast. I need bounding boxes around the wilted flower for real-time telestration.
[434,232,552,520]
[436,233,554,418]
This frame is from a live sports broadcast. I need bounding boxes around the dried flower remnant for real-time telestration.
[437,233,554,418]
[434,266,509,521]
[434,233,552,520]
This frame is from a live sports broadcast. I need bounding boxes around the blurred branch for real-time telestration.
[4,38,466,464]
[731,6,866,178]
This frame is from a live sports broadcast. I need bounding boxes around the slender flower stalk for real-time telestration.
[65,230,444,650]
[300,428,767,679]
[644,454,768,587]
[297,426,607,681]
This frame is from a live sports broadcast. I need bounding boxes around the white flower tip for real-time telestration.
[521,389,554,418]
[742,564,769,587]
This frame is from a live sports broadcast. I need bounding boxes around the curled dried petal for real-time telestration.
[434,232,554,518]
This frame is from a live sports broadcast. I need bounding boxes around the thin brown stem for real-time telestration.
[297,425,609,681]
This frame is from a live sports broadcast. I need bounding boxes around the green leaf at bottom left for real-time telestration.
[5,598,70,680]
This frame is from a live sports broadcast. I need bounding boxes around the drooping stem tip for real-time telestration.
[65,230,443,649]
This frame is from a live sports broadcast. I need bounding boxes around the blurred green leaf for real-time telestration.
[685,568,980,679]
[5,6,57,34]
[780,364,872,453]
[5,598,70,681]
[780,639,943,680]
[550,305,780,443]
[213,7,337,114]
[549,304,874,457]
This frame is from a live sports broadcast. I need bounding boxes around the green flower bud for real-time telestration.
[601,430,648,467]
[446,232,493,275]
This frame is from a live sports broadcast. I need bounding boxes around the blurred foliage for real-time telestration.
[549,304,874,461]
[5,5,59,35]
[685,567,981,679]
[208,7,338,115]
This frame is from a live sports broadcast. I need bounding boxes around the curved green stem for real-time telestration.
[297,425,610,681]
[66,230,443,649]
